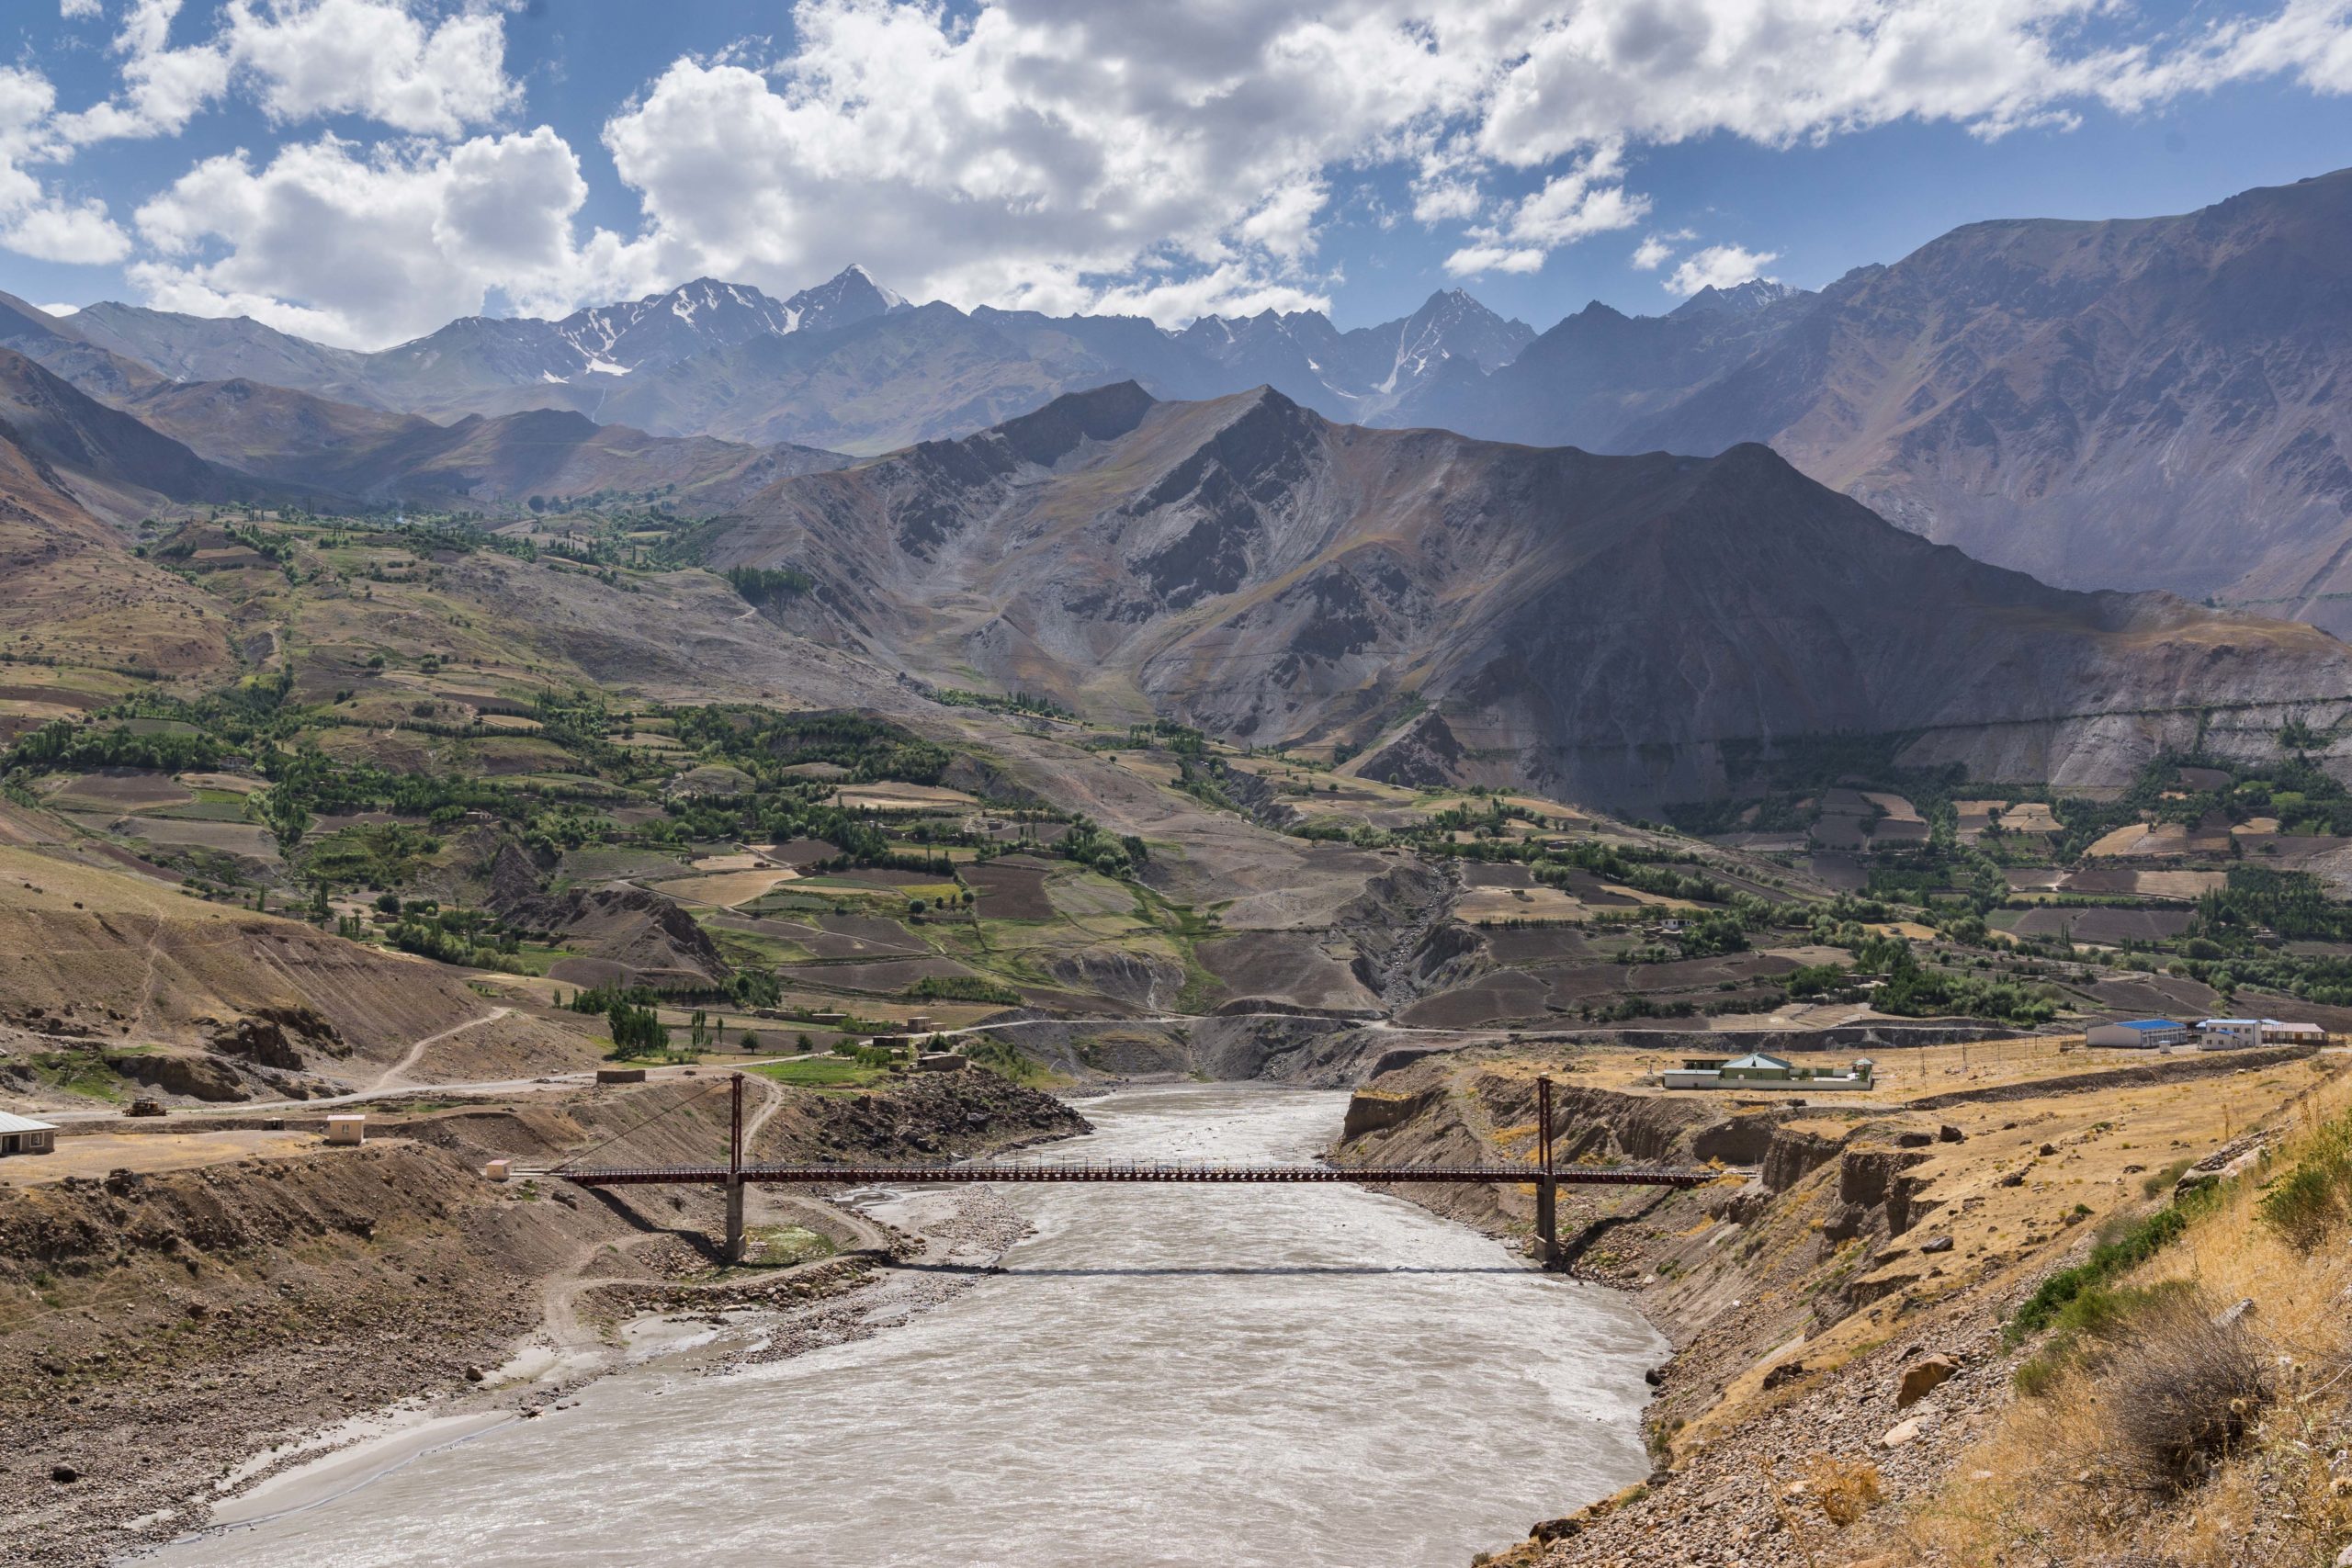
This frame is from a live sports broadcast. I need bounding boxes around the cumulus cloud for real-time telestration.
[4,197,132,264]
[1666,243,1779,296]
[594,1,1496,321]
[1629,229,1694,270]
[130,128,655,345]
[20,0,2352,330]
[1443,141,1646,276]
[53,0,517,146]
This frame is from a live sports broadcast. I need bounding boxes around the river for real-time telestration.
[145,1084,1666,1568]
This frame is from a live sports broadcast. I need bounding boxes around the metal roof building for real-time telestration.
[0,1111,59,1156]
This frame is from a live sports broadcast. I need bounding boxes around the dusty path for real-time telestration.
[369,1006,513,1091]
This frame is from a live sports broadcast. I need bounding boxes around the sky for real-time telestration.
[1,0,2348,350]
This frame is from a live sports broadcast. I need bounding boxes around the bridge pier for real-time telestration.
[724,1073,746,1264]
[1536,1076,1560,1269]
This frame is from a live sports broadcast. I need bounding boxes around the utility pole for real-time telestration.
[725,1072,746,1263]
[1536,1075,1559,1269]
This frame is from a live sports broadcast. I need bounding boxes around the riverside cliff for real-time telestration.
[1333,1040,2348,1566]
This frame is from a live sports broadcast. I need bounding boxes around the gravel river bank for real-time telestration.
[138,1083,1665,1568]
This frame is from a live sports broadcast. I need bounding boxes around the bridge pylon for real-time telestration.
[724,1072,746,1263]
[1535,1075,1558,1269]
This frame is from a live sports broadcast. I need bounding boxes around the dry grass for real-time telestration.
[1903,1067,2352,1566]
[1801,1453,1884,1527]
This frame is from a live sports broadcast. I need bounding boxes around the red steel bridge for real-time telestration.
[548,1076,1730,1264]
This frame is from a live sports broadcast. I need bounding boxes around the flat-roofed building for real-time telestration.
[2087,1019,2189,1049]
[0,1111,59,1156]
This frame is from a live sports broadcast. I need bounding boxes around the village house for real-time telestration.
[0,1111,59,1156]
[2195,1018,2326,1050]
[1660,1053,1876,1091]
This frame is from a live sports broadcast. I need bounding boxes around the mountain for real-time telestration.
[1667,278,1803,318]
[40,267,913,423]
[1616,169,2352,624]
[28,271,1531,456]
[119,377,847,511]
[0,347,279,523]
[1386,278,1838,449]
[1171,289,1535,420]
[697,382,2352,804]
[0,363,238,682]
[0,292,166,404]
[67,299,375,403]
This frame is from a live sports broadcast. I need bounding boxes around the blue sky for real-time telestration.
[2,1,2347,347]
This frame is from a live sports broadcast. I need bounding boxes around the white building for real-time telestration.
[2087,1019,2189,1049]
[2196,1019,2265,1050]
[0,1111,59,1156]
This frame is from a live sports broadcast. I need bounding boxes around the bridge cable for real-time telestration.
[556,1080,727,1173]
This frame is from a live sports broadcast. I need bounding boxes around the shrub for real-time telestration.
[2013,1280,2199,1396]
[1799,1455,1883,1527]
[2006,1201,2195,1344]
[2255,1113,2352,1251]
[2097,1290,2272,1493]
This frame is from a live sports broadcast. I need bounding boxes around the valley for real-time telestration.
[2,141,2351,1568]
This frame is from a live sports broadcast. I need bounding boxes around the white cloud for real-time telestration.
[3,197,131,263]
[596,0,1498,322]
[54,0,517,147]
[225,0,517,135]
[130,128,653,346]
[59,0,103,18]
[1629,233,1677,270]
[21,0,2352,327]
[1443,141,1645,275]
[1666,243,1779,296]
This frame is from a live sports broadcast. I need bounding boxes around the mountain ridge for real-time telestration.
[698,381,2352,803]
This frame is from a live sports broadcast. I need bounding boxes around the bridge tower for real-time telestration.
[725,1072,746,1263]
[1535,1075,1558,1269]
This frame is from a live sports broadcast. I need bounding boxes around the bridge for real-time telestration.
[546,1076,1730,1266]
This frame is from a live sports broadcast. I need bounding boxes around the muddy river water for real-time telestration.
[147,1084,1665,1567]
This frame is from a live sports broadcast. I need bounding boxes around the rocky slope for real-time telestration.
[700,381,2352,805]
[1336,1043,2346,1567]
[119,378,845,513]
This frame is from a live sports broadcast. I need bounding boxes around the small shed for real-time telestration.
[0,1111,58,1156]
[324,1114,367,1146]
[2088,1019,2188,1049]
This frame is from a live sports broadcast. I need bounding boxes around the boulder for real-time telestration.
[1880,1417,1923,1449]
[1938,1123,1964,1143]
[1896,1353,1962,1407]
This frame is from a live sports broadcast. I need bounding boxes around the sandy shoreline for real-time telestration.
[124,1186,1030,1562]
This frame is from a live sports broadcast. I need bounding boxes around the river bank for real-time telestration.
[1335,1041,2350,1566]
[0,1069,1085,1565]
[132,1084,1668,1568]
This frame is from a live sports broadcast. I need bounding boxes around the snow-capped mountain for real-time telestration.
[552,267,910,378]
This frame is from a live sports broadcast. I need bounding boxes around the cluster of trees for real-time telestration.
[903,975,1023,1005]
[607,1000,670,1058]
[670,705,951,786]
[4,720,220,775]
[724,565,815,604]
[1057,816,1149,879]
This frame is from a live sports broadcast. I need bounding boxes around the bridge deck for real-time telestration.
[552,1162,1727,1188]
